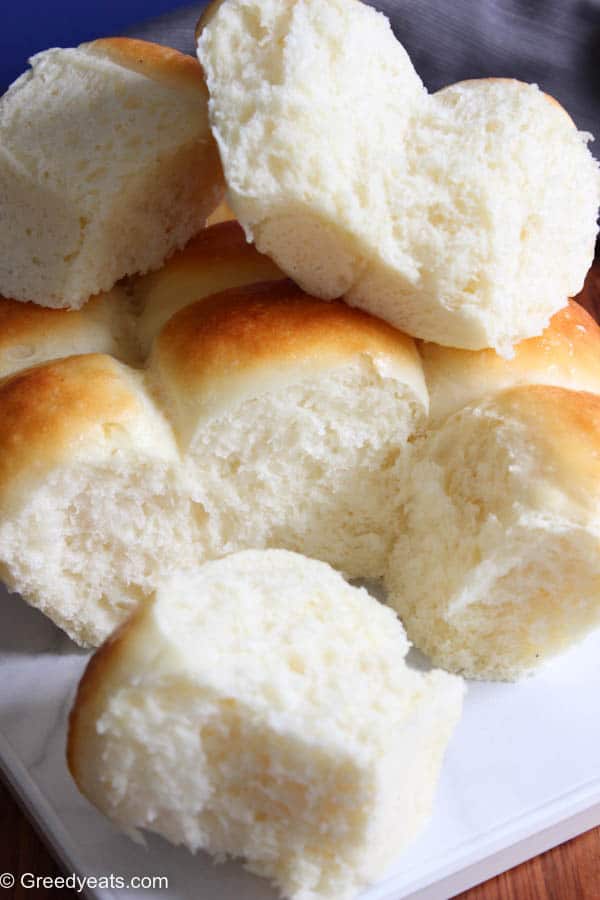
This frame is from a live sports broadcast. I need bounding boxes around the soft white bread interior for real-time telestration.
[386,385,600,680]
[198,0,424,298]
[0,38,224,309]
[68,550,464,900]
[198,0,600,353]
[422,300,600,424]
[0,354,198,646]
[0,225,426,644]
[150,278,427,580]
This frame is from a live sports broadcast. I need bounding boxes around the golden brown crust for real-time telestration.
[163,220,263,272]
[0,287,142,375]
[135,221,283,349]
[426,299,600,371]
[156,279,420,392]
[421,301,600,421]
[0,355,141,502]
[496,382,600,433]
[86,38,206,94]
[0,296,96,351]
[512,300,600,364]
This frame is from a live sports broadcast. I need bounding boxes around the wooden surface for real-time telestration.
[0,775,599,899]
[1,262,599,899]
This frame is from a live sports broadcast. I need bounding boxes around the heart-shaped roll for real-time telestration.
[197,0,600,354]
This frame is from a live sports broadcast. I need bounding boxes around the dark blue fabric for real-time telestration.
[382,0,600,135]
[3,1,600,134]
[123,0,600,134]
[1,1,187,90]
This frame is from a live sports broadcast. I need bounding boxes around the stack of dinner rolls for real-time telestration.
[1,0,600,897]
[0,219,428,647]
[196,0,600,681]
[2,231,599,678]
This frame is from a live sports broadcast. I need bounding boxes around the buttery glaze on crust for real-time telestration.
[421,301,600,422]
[86,38,208,95]
[0,222,597,463]
[0,221,425,496]
[0,222,280,372]
[134,220,283,349]
[1,214,599,662]
[154,278,423,393]
[0,355,142,506]
[0,296,104,354]
[156,220,277,272]
[0,290,136,377]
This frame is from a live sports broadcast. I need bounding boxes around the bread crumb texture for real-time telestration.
[0,222,427,646]
[68,550,464,900]
[0,39,224,308]
[386,385,600,680]
[1,207,600,677]
[198,0,600,353]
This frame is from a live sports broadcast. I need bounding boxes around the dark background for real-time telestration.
[2,0,600,134]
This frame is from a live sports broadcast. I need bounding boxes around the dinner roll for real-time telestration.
[0,288,137,380]
[421,300,600,424]
[0,38,224,309]
[0,355,196,646]
[134,219,282,352]
[0,225,426,644]
[386,385,600,680]
[198,0,600,353]
[68,550,464,900]
[150,279,427,580]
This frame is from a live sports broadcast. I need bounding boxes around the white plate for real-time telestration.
[2,7,599,896]
[2,581,600,900]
